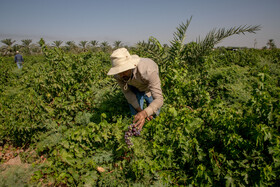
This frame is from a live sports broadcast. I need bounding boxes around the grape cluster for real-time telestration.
[124,124,141,148]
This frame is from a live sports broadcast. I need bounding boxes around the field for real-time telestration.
[0,21,280,186]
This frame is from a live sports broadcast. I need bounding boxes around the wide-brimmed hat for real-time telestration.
[107,48,140,75]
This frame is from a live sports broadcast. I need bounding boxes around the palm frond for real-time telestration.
[135,37,165,65]
[198,25,261,55]
[168,17,192,66]
[171,16,192,45]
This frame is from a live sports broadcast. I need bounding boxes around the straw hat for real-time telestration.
[107,48,140,75]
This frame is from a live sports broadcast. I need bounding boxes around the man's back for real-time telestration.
[15,54,23,62]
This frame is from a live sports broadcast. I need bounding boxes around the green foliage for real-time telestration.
[197,25,261,55]
[0,165,36,187]
[1,18,279,186]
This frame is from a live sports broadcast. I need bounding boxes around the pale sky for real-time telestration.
[0,0,279,48]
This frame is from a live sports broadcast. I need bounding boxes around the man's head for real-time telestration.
[16,51,19,54]
[118,69,132,82]
[107,48,140,76]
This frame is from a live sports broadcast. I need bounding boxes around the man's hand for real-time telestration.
[146,115,153,121]
[133,110,148,130]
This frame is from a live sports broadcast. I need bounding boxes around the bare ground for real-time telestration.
[0,145,37,186]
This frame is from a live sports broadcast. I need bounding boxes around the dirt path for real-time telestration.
[0,145,35,186]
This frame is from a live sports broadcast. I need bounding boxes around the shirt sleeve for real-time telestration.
[143,71,164,116]
[115,78,140,110]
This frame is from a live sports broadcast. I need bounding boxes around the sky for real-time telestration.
[0,0,279,48]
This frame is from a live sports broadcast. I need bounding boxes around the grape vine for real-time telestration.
[124,124,141,148]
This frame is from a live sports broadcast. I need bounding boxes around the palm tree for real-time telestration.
[89,40,99,52]
[1,38,16,56]
[65,41,77,52]
[13,44,21,53]
[52,40,63,48]
[267,39,276,49]
[21,39,32,47]
[38,38,45,47]
[136,16,261,72]
[37,38,48,54]
[79,41,88,52]
[21,39,32,54]
[100,41,111,52]
[90,40,98,47]
[113,41,123,49]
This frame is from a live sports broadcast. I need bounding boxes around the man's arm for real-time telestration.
[134,70,163,130]
[143,71,164,117]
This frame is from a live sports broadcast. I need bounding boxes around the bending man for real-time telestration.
[107,48,163,130]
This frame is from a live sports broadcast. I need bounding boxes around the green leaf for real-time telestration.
[225,175,235,187]
[60,149,75,165]
[168,107,178,117]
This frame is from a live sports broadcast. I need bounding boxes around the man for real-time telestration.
[14,51,24,69]
[107,48,163,130]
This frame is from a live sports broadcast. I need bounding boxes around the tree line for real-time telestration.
[0,38,277,56]
[0,38,130,56]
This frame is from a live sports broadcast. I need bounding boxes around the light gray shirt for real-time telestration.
[114,58,164,116]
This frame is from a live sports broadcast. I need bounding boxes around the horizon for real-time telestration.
[1,0,280,49]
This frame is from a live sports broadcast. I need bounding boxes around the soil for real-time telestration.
[0,145,34,186]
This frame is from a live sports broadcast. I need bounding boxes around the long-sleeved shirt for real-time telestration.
[114,58,163,116]
[15,54,24,63]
